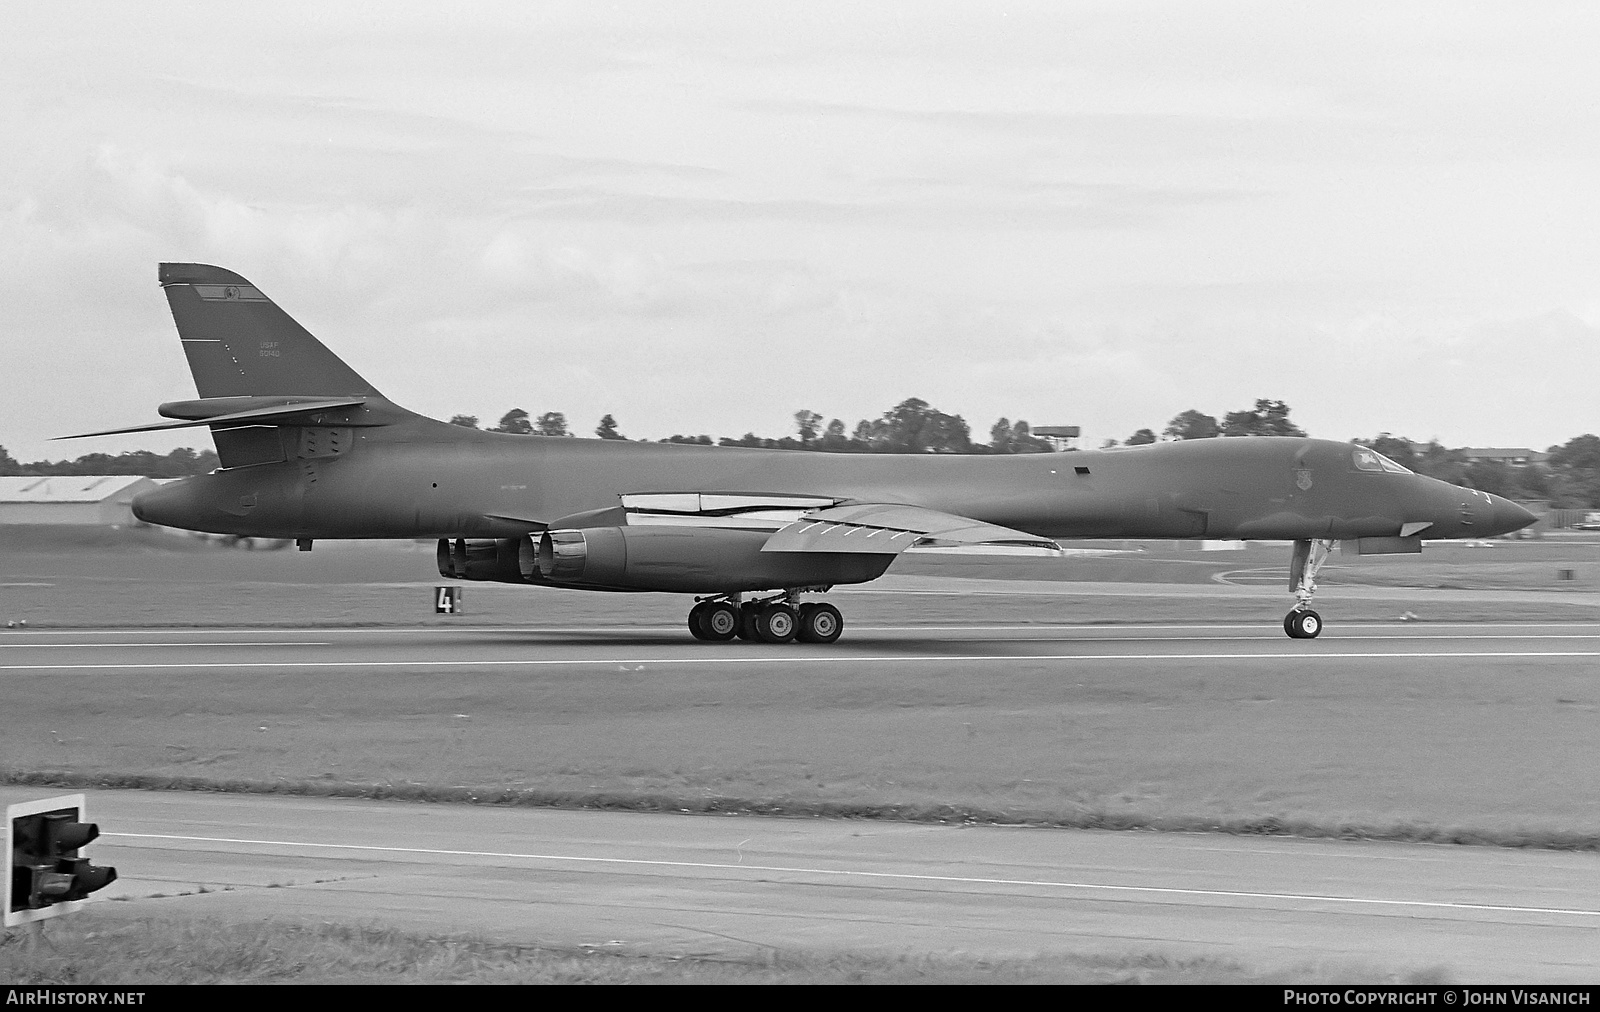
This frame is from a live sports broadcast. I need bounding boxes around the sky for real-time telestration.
[3,0,1598,462]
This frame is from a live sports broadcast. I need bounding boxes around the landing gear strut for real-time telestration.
[689,592,844,644]
[1284,538,1332,639]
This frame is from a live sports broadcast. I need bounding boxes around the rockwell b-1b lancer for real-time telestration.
[74,264,1537,642]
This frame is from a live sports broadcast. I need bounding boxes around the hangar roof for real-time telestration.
[0,475,156,503]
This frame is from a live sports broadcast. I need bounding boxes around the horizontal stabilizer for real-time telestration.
[762,502,1061,555]
[57,397,368,439]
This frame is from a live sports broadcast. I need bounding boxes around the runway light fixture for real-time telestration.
[5,793,118,927]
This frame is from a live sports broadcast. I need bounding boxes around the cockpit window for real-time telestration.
[1352,447,1412,474]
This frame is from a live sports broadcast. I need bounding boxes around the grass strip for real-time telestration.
[0,914,1449,985]
[8,768,1597,853]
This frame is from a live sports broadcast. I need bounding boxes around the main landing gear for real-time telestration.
[1284,538,1332,639]
[687,594,844,645]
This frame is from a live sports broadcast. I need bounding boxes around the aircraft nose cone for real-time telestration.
[1489,496,1538,536]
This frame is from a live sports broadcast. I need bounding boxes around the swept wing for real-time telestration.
[762,502,1061,555]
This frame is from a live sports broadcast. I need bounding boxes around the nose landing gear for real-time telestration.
[1284,608,1322,639]
[1285,538,1332,639]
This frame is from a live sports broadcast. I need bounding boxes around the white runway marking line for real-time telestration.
[7,633,1600,649]
[7,650,1600,671]
[932,634,1600,643]
[103,832,1600,921]
[0,642,332,649]
[8,621,1599,636]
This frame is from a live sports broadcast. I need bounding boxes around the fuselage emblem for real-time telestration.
[1295,469,1313,491]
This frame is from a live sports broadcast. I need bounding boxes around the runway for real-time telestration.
[5,620,1598,981]
[7,621,1600,837]
[1,788,1595,983]
[4,620,1600,673]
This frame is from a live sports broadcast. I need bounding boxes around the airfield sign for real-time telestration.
[5,793,118,927]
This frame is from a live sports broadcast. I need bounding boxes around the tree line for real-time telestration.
[0,446,220,478]
[461,397,1307,454]
[454,400,1056,455]
[1113,399,1305,446]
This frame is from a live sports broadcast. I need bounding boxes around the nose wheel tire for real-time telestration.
[1284,609,1322,639]
[796,602,843,643]
[755,604,799,643]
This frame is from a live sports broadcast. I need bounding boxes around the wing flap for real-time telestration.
[762,502,1061,555]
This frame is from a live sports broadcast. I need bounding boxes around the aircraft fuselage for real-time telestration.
[131,404,1532,546]
[91,262,1539,641]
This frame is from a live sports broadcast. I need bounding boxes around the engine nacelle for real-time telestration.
[533,526,891,593]
[435,537,527,583]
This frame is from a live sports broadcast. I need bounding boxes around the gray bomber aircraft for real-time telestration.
[75,264,1537,643]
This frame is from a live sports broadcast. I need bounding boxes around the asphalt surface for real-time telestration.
[5,621,1600,980]
[3,616,1599,672]
[2,788,1596,983]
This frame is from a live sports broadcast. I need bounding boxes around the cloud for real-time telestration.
[510,180,1245,231]
[5,3,1599,461]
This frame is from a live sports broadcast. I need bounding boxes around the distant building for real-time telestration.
[1406,444,1550,466]
[0,475,160,526]
[1031,425,1081,451]
[1458,448,1549,466]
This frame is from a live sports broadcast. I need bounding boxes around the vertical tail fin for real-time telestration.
[159,263,381,398]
